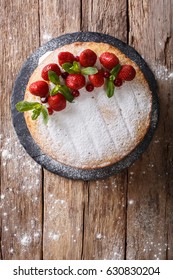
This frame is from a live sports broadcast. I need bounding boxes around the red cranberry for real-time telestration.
[48,107,54,115]
[75,56,80,62]
[72,90,80,97]
[114,77,123,87]
[61,72,69,79]
[86,84,94,92]
[103,71,110,78]
[40,97,48,103]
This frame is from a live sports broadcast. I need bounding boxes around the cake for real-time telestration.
[16,42,152,170]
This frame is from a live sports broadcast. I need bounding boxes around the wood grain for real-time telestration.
[0,0,42,259]
[39,0,84,260]
[126,0,173,260]
[0,0,172,260]
[80,0,128,260]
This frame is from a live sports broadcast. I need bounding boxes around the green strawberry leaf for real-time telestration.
[48,70,60,85]
[50,85,61,96]
[31,107,42,120]
[110,64,121,78]
[16,101,41,112]
[41,106,49,125]
[106,80,115,98]
[81,67,98,75]
[58,85,74,102]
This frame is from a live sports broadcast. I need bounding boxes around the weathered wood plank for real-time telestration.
[127,0,173,260]
[0,0,42,259]
[81,0,128,260]
[39,0,84,260]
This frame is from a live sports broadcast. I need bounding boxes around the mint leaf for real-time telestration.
[71,61,80,73]
[62,62,80,74]
[16,101,41,112]
[41,107,49,125]
[31,107,42,120]
[62,63,75,73]
[106,80,115,98]
[110,64,121,78]
[50,85,61,96]
[81,67,98,75]
[48,70,60,85]
[58,85,74,102]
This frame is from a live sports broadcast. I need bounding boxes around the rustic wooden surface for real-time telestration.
[0,0,172,260]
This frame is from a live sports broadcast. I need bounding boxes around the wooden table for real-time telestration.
[0,0,173,260]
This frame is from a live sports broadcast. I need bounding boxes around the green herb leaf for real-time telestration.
[50,85,61,96]
[58,85,74,102]
[16,101,41,112]
[109,75,115,81]
[81,67,98,75]
[41,106,49,125]
[62,62,73,73]
[106,80,115,98]
[62,61,80,74]
[48,70,60,85]
[31,107,42,120]
[110,64,121,78]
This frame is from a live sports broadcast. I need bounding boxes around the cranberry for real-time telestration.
[48,107,54,115]
[114,77,123,87]
[86,84,94,92]
[75,56,80,62]
[41,97,48,103]
[103,71,110,78]
[61,72,69,79]
[72,90,80,97]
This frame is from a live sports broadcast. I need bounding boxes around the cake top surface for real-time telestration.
[22,42,152,169]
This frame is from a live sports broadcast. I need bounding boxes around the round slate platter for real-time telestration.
[11,32,159,181]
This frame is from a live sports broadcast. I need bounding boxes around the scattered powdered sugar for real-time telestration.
[42,32,53,42]
[151,63,173,81]
[20,234,32,246]
[128,199,134,205]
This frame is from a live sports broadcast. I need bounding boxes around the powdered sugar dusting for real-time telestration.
[33,49,152,169]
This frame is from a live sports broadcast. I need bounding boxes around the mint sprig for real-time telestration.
[48,70,60,85]
[50,84,74,102]
[16,101,48,124]
[106,64,121,98]
[62,62,80,74]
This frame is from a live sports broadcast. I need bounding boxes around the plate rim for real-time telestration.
[11,31,159,181]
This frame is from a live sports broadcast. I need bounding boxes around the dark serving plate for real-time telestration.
[11,32,159,181]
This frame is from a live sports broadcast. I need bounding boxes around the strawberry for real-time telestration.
[79,49,97,67]
[117,65,136,81]
[48,93,66,111]
[58,52,75,66]
[99,52,119,70]
[66,74,85,90]
[88,70,104,87]
[41,63,61,80]
[29,81,49,97]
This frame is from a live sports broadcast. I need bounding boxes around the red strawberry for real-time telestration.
[117,65,136,81]
[58,52,75,66]
[66,74,85,90]
[88,70,104,87]
[29,81,49,97]
[41,63,61,80]
[79,49,97,67]
[48,93,66,111]
[99,52,119,70]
